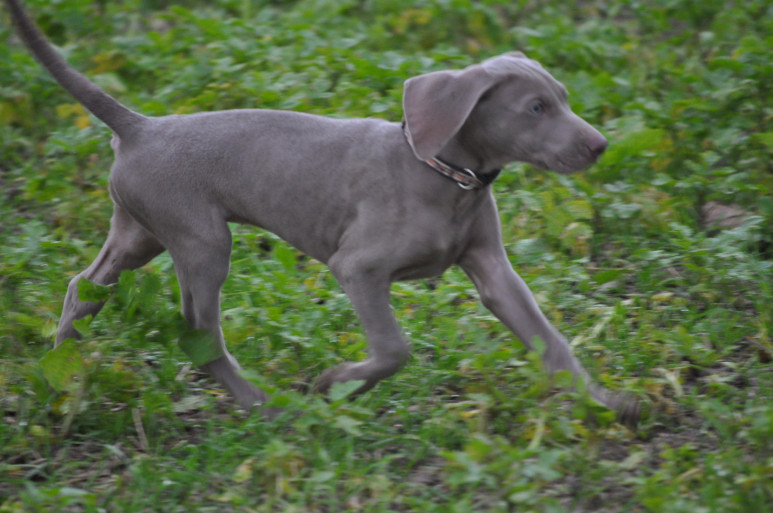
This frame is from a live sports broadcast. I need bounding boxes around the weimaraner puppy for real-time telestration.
[7,0,638,424]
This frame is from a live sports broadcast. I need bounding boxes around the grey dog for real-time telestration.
[7,0,638,424]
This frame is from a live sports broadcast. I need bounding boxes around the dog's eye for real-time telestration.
[529,101,546,115]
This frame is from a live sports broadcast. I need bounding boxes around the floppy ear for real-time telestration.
[402,65,499,160]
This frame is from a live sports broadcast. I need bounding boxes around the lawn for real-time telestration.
[1,0,772,511]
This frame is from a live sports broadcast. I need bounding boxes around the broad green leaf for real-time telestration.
[565,200,594,221]
[560,221,593,256]
[178,329,225,366]
[274,244,297,271]
[77,278,112,303]
[71,315,93,337]
[753,132,773,151]
[328,379,364,402]
[332,414,363,436]
[39,340,85,392]
[592,269,627,285]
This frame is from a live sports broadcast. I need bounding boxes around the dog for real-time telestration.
[6,0,638,425]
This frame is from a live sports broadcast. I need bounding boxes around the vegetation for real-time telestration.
[2,0,772,511]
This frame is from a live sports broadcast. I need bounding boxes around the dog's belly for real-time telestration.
[391,257,454,281]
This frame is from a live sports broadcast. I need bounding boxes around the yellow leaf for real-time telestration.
[91,51,125,74]
[56,103,78,119]
[0,102,18,124]
[657,367,684,398]
[565,200,594,220]
[571,419,589,438]
[30,424,49,438]
[233,457,256,483]
[459,408,480,419]
[215,490,242,502]
[620,450,647,470]
[0,499,26,513]
[75,113,92,129]
[56,103,91,129]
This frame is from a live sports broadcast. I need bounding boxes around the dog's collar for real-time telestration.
[402,121,500,190]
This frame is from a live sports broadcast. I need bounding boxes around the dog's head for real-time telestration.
[402,52,607,174]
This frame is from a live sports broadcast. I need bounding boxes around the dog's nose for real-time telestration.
[588,134,608,159]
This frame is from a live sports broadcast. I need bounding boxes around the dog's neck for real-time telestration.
[436,134,502,186]
[437,138,488,176]
[401,121,501,190]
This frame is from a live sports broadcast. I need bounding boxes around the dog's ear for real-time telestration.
[504,51,528,59]
[403,65,498,161]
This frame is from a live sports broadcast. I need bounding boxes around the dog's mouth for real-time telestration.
[532,149,603,175]
[528,156,583,174]
[528,130,607,174]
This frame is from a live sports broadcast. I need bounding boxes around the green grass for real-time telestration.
[2,0,772,511]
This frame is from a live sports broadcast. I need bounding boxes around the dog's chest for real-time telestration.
[388,191,490,280]
[387,222,470,281]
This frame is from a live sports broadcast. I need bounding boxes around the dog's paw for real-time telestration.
[312,362,363,396]
[615,398,642,430]
[588,383,642,430]
[257,404,284,420]
[313,364,345,395]
[232,382,269,408]
[233,389,284,419]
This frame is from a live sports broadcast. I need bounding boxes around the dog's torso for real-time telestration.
[109,109,495,279]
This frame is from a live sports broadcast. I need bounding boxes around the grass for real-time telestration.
[1,0,772,511]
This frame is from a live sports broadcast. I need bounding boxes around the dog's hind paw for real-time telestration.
[615,398,642,430]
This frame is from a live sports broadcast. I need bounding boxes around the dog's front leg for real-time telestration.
[462,245,588,375]
[459,241,639,425]
[314,265,410,396]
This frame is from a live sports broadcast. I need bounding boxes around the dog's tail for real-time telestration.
[5,0,146,136]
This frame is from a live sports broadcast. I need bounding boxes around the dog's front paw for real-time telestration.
[313,363,348,395]
[588,383,642,429]
[312,362,364,396]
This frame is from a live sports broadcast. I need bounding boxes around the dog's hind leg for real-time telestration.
[167,223,272,414]
[56,205,165,345]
